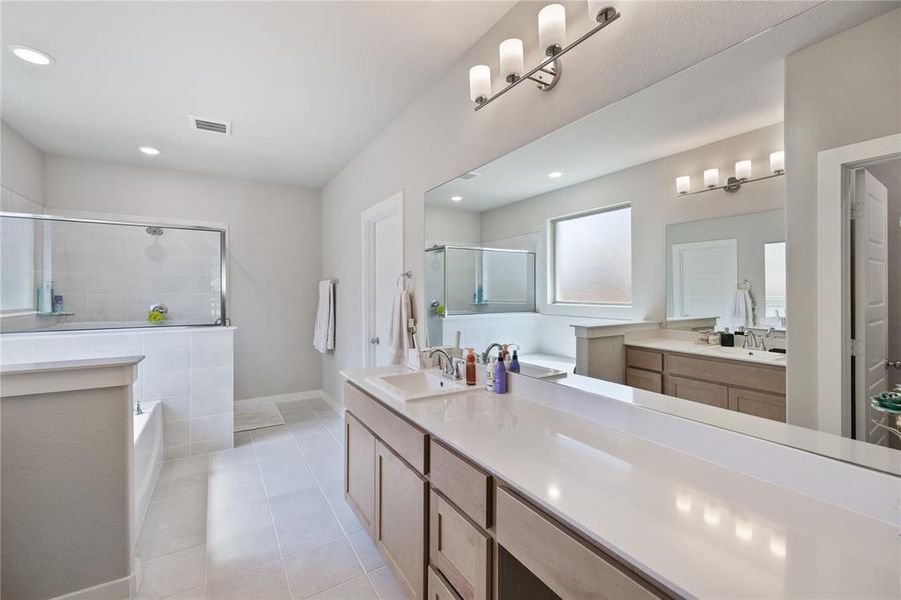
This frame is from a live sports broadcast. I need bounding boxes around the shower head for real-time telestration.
[146,226,164,236]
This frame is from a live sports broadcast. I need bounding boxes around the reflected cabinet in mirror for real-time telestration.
[424,3,901,474]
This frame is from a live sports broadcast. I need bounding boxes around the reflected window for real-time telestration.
[764,242,786,318]
[552,205,632,305]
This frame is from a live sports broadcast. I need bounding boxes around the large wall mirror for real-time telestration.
[424,3,901,474]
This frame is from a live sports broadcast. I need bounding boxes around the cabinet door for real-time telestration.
[375,440,428,599]
[665,376,728,409]
[345,411,376,536]
[626,368,662,393]
[429,566,463,600]
[728,388,786,422]
[430,490,490,600]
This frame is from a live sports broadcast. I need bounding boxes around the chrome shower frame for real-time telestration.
[0,211,229,331]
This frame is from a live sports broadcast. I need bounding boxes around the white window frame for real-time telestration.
[548,202,633,307]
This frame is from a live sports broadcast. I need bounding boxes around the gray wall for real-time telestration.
[41,155,322,401]
[1,121,45,211]
[320,0,815,401]
[784,8,901,428]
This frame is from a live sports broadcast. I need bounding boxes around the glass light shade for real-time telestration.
[499,38,524,80]
[539,4,566,53]
[675,176,691,194]
[704,168,720,188]
[770,150,785,173]
[469,65,491,102]
[735,160,752,180]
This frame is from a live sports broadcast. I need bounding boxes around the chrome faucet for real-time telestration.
[742,329,764,350]
[428,348,462,380]
[479,342,504,365]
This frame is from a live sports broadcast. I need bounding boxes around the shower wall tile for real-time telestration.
[0,326,234,458]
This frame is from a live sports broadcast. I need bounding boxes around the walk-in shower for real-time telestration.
[0,212,227,333]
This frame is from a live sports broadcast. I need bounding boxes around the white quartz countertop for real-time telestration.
[0,355,144,374]
[625,337,787,368]
[342,366,900,599]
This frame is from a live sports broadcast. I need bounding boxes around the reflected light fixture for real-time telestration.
[676,151,786,196]
[10,45,53,65]
[450,196,462,202]
[139,146,160,156]
[703,504,721,526]
[548,171,563,179]
[469,2,620,110]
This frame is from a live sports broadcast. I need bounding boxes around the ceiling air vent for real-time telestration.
[458,171,480,180]
[188,115,232,135]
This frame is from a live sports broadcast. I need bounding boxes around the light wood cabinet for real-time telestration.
[375,440,428,599]
[495,488,661,600]
[625,348,663,372]
[626,367,662,393]
[665,375,729,409]
[429,440,492,529]
[429,566,463,600]
[429,490,490,600]
[344,412,375,535]
[728,388,786,422]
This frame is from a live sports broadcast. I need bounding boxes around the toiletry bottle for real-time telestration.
[465,348,477,386]
[494,355,507,394]
[485,358,495,392]
[501,344,509,363]
[720,327,734,347]
[509,350,520,373]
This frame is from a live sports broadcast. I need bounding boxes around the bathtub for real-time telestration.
[133,401,163,537]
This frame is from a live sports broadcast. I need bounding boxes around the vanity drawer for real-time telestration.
[665,376,729,409]
[626,348,663,372]
[495,487,660,599]
[429,439,492,528]
[728,388,786,422]
[665,353,785,394]
[345,382,428,474]
[430,489,490,600]
[626,368,662,393]
[429,566,463,600]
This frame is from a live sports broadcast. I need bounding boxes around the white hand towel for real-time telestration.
[388,289,416,365]
[731,289,753,328]
[313,280,335,353]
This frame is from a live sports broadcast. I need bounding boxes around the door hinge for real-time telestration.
[850,200,865,220]
[849,338,864,356]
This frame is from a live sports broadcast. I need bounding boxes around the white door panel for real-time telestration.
[853,170,889,445]
[362,192,404,368]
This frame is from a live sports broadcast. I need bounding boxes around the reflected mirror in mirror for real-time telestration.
[425,3,900,474]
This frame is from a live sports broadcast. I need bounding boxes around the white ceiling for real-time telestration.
[1,1,514,188]
[425,1,897,212]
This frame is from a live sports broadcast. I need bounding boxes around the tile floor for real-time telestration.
[136,396,408,600]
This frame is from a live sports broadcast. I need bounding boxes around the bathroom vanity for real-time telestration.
[342,366,899,600]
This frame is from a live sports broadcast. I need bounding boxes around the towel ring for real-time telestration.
[396,270,413,287]
[737,278,752,291]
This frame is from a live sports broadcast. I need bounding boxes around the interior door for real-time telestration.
[362,192,404,367]
[853,169,889,445]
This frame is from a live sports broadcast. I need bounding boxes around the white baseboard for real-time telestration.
[50,571,135,600]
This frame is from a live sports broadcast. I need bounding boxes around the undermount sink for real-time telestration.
[707,346,787,364]
[365,369,470,402]
[518,362,568,380]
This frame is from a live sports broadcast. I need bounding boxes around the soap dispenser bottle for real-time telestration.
[465,348,477,386]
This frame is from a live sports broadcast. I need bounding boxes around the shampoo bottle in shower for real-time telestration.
[509,350,520,374]
[493,356,507,394]
[465,348,477,386]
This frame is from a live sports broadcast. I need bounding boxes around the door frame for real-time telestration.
[361,191,405,368]
[816,133,901,437]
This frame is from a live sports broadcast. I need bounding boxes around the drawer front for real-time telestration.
[495,488,660,600]
[429,439,492,528]
[665,376,729,409]
[429,566,463,600]
[345,382,428,474]
[666,353,785,394]
[626,368,662,393]
[430,490,490,600]
[626,348,663,372]
[728,388,786,422]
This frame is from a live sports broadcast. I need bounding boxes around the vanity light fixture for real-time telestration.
[548,171,563,179]
[138,146,160,156]
[468,2,621,111]
[676,151,786,196]
[450,196,462,202]
[10,45,53,65]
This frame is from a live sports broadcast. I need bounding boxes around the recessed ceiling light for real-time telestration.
[450,196,462,202]
[548,171,563,179]
[138,146,160,156]
[10,45,53,65]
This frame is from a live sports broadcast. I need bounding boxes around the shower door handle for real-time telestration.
[370,337,380,345]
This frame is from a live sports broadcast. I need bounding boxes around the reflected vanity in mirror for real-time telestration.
[424,2,900,475]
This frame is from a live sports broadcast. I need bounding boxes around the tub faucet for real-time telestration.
[134,398,144,416]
